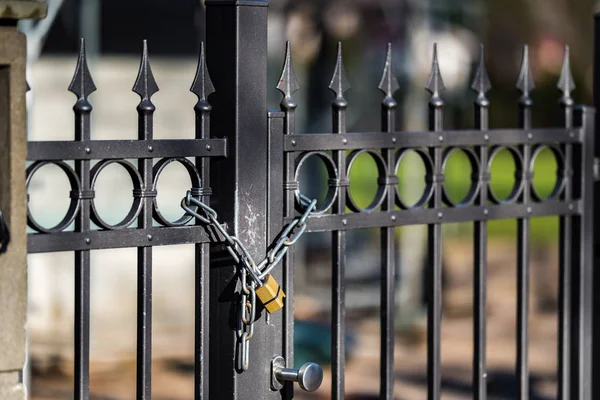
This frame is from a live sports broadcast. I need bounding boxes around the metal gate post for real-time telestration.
[205,1,281,398]
[593,12,600,400]
[569,105,594,399]
[0,2,46,399]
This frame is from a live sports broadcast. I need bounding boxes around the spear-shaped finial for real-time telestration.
[329,42,351,107]
[190,42,215,102]
[378,43,399,103]
[557,45,575,106]
[425,43,445,106]
[276,41,301,111]
[132,40,159,101]
[471,44,491,106]
[516,45,534,104]
[68,38,96,101]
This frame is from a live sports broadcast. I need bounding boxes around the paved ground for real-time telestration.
[30,238,560,400]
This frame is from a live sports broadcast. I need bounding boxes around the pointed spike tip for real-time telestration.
[276,41,301,108]
[328,41,351,98]
[425,43,446,97]
[471,44,491,95]
[190,42,215,101]
[68,38,97,99]
[557,45,575,97]
[132,40,159,100]
[516,44,535,96]
[378,43,400,98]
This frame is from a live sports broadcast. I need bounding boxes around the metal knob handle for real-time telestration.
[271,356,323,392]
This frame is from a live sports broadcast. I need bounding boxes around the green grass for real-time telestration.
[342,147,561,245]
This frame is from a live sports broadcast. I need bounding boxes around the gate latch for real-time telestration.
[271,355,323,392]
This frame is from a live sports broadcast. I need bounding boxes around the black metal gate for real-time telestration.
[24,1,600,399]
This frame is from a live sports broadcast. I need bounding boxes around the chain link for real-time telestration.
[181,190,316,371]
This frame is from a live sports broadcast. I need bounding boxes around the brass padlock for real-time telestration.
[256,274,286,313]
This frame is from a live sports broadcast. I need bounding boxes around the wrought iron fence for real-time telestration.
[273,38,593,399]
[27,39,221,399]
[23,1,597,399]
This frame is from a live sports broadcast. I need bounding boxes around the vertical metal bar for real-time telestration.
[471,44,490,400]
[378,43,398,400]
[329,42,350,400]
[205,2,275,398]
[282,96,296,376]
[425,43,444,400]
[68,39,96,400]
[570,107,595,399]
[558,133,573,400]
[268,109,288,371]
[276,41,300,399]
[190,42,214,400]
[592,14,600,399]
[557,46,574,400]
[195,193,210,399]
[515,126,531,400]
[581,107,595,400]
[132,41,158,400]
[515,45,534,400]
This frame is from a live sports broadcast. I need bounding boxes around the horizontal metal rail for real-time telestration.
[27,138,228,161]
[284,127,581,152]
[28,225,210,253]
[298,200,579,232]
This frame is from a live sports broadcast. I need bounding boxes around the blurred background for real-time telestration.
[23,0,597,399]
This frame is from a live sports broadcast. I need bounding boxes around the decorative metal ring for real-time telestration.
[26,161,81,233]
[441,147,481,207]
[294,151,338,214]
[152,157,202,227]
[529,144,566,202]
[487,146,525,205]
[394,148,435,209]
[89,159,144,230]
[345,149,388,213]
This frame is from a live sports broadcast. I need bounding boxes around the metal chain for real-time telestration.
[181,190,316,371]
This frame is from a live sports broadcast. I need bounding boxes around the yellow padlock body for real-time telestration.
[256,274,286,313]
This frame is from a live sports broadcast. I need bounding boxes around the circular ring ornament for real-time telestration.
[394,148,435,209]
[90,159,144,230]
[441,147,481,207]
[487,146,525,205]
[346,149,388,212]
[294,151,338,214]
[26,161,81,233]
[152,157,202,227]
[529,144,566,202]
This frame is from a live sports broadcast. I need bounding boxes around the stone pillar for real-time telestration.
[0,2,46,399]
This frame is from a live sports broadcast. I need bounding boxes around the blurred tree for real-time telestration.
[485,0,595,129]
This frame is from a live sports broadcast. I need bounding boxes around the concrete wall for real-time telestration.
[0,1,47,398]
